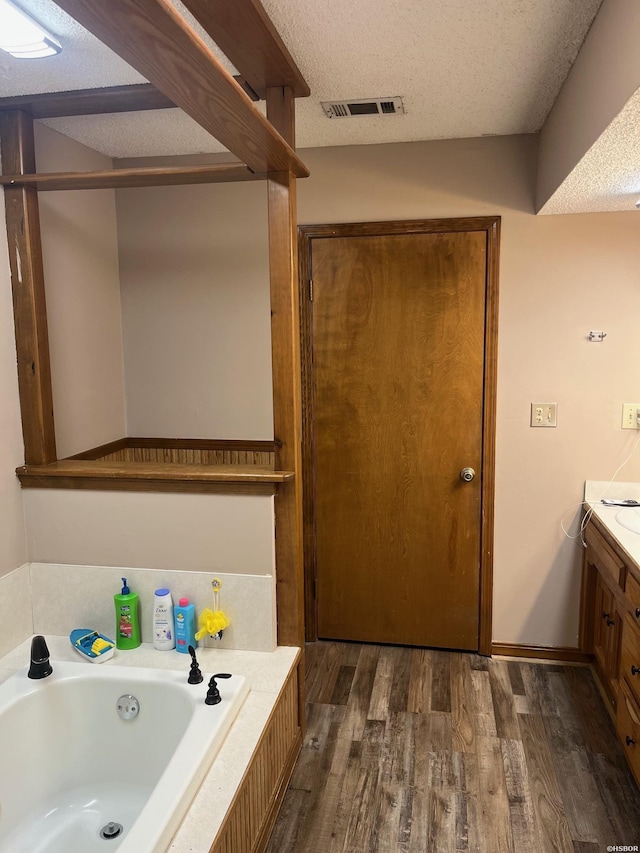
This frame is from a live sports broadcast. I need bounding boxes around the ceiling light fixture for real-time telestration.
[0,0,61,58]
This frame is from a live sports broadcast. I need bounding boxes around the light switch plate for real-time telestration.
[531,403,557,428]
[622,403,640,429]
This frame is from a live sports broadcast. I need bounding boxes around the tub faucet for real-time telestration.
[28,635,53,679]
[205,673,231,705]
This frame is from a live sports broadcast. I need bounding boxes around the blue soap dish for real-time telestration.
[70,628,115,663]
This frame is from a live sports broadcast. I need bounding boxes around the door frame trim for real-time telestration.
[298,217,500,655]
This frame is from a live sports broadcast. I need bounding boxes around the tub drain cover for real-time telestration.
[100,821,123,840]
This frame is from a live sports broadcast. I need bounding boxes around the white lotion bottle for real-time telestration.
[153,588,175,650]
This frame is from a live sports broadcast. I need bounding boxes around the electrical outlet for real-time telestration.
[530,403,557,428]
[621,403,640,429]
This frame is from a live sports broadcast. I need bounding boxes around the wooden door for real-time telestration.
[306,221,499,651]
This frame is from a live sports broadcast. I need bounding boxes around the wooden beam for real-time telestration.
[267,93,304,650]
[0,163,265,192]
[0,111,57,465]
[181,0,310,100]
[0,84,174,118]
[51,0,309,177]
[0,78,259,119]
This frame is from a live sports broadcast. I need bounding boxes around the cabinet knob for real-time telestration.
[631,665,640,677]
[635,607,640,619]
[602,611,610,620]
[606,617,615,627]
[626,735,636,746]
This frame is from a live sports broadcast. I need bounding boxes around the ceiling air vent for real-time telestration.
[321,97,404,118]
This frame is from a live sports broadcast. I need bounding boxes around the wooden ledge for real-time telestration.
[16,460,293,495]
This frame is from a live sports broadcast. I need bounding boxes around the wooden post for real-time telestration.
[266,88,304,650]
[266,86,296,149]
[266,89,305,731]
[267,170,304,647]
[0,110,56,465]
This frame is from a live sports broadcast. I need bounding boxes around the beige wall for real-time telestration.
[304,139,640,647]
[116,180,273,439]
[3,129,275,601]
[23,490,276,576]
[116,135,640,648]
[537,0,640,210]
[0,186,28,580]
[5,129,640,647]
[35,123,126,458]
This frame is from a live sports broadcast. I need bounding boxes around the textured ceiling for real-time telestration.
[2,0,638,213]
[539,87,640,214]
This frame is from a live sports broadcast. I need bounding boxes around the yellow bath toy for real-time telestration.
[195,577,230,640]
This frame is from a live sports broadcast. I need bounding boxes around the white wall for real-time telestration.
[4,129,276,630]
[116,180,273,439]
[303,139,640,648]
[117,135,640,648]
[23,489,275,576]
[6,128,640,648]
[35,123,126,458]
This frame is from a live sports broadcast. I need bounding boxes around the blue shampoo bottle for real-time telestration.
[174,597,196,653]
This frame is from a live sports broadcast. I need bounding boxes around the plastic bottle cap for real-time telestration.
[179,598,189,607]
[155,588,170,596]
[121,578,130,594]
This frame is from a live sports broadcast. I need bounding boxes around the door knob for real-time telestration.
[460,467,475,482]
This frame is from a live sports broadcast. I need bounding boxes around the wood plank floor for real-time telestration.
[266,642,640,853]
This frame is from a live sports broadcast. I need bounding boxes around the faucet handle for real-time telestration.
[205,672,232,705]
[28,635,52,679]
[187,645,203,684]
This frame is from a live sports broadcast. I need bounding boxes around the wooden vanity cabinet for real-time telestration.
[618,574,640,784]
[582,515,640,787]
[583,522,625,707]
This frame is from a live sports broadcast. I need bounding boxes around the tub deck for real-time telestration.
[0,637,300,852]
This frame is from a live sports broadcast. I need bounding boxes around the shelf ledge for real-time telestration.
[16,461,293,496]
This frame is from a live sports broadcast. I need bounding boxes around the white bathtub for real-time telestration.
[0,659,249,853]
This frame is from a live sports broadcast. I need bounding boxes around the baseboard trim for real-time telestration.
[491,642,591,663]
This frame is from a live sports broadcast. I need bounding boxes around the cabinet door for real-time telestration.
[606,606,622,705]
[617,681,640,787]
[593,571,612,672]
[621,615,640,707]
[592,570,621,705]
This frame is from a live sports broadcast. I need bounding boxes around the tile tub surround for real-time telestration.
[0,636,300,853]
[30,563,276,652]
[0,564,33,659]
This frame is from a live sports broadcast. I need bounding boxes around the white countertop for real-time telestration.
[0,636,300,852]
[585,480,640,574]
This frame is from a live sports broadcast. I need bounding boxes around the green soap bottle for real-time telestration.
[114,577,141,649]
